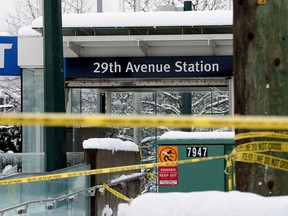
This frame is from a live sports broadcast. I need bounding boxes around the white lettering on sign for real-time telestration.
[175,61,219,73]
[125,62,170,73]
[93,61,121,73]
[92,60,221,75]
[0,43,13,69]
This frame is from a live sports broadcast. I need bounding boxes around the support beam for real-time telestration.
[208,40,216,56]
[67,41,81,57]
[134,0,141,12]
[137,40,148,56]
[97,0,102,12]
[43,0,66,171]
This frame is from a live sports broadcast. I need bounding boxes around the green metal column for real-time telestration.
[181,93,192,132]
[43,0,66,171]
[184,1,192,11]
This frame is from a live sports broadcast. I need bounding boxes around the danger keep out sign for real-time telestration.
[158,146,178,186]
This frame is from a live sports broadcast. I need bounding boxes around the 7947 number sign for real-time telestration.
[186,147,208,157]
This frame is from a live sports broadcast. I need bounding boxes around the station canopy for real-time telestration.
[28,10,233,90]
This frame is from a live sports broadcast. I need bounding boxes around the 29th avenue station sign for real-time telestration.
[65,56,232,79]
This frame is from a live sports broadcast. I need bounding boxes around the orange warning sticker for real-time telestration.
[158,146,178,162]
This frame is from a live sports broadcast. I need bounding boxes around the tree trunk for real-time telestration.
[234,0,288,195]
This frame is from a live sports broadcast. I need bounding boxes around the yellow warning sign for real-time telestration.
[158,146,178,162]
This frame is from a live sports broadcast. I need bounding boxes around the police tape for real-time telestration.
[235,152,288,172]
[0,156,226,186]
[146,173,158,180]
[0,151,287,187]
[235,132,288,140]
[1,113,288,129]
[233,140,288,173]
[235,141,288,153]
[103,183,132,202]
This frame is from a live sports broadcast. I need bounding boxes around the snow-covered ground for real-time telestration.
[117,190,288,216]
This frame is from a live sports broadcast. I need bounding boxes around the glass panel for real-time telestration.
[67,152,84,167]
[191,90,229,132]
[0,153,45,174]
[0,164,90,215]
[0,178,21,209]
[22,68,44,154]
[71,88,99,114]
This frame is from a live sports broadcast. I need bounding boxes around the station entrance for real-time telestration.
[18,10,234,175]
[64,57,233,194]
[64,56,233,155]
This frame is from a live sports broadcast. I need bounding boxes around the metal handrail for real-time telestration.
[0,185,101,215]
[0,172,145,215]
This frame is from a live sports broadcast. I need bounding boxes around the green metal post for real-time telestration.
[184,1,192,11]
[181,93,192,132]
[43,0,66,171]
[182,2,192,132]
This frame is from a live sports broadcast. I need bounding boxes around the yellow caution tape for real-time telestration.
[145,173,158,180]
[224,155,234,191]
[103,183,132,202]
[0,151,287,186]
[235,132,288,140]
[0,156,226,186]
[1,113,288,129]
[235,152,288,172]
[235,141,288,153]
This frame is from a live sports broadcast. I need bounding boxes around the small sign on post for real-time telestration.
[158,146,178,186]
[257,0,267,5]
[158,166,178,186]
[158,146,178,162]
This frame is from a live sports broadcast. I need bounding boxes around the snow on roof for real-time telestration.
[18,26,41,37]
[117,191,288,216]
[82,138,139,152]
[159,131,235,140]
[31,10,232,29]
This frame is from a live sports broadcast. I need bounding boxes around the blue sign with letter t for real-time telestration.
[0,36,21,76]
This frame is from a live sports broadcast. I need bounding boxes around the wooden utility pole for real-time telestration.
[234,0,288,195]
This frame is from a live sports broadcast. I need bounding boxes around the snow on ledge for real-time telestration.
[18,26,41,37]
[117,191,288,216]
[83,138,139,152]
[111,173,144,184]
[31,10,232,29]
[159,131,235,140]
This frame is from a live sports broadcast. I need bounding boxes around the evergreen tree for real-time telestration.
[0,126,22,153]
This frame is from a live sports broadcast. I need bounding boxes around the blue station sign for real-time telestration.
[65,56,233,79]
[0,36,20,76]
